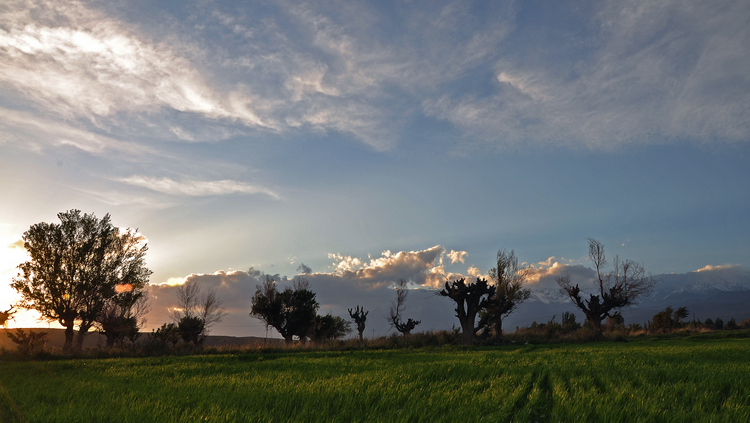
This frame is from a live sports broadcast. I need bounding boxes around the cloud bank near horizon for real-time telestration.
[143,246,750,338]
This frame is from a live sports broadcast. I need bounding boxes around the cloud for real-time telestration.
[423,0,750,149]
[0,1,271,128]
[0,107,155,156]
[447,250,468,264]
[118,176,279,199]
[695,264,741,273]
[297,263,312,274]
[140,245,477,336]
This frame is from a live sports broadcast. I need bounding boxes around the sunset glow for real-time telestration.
[1,0,749,336]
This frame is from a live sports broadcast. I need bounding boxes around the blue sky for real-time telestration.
[1,0,748,335]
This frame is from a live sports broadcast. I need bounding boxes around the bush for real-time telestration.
[5,328,47,356]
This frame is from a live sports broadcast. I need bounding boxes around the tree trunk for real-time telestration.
[591,318,603,338]
[75,328,89,350]
[358,331,364,348]
[63,324,75,352]
[493,318,504,344]
[75,320,94,350]
[460,318,475,345]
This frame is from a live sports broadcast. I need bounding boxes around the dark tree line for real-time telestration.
[250,277,351,344]
[9,209,668,350]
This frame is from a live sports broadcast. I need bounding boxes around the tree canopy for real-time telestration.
[250,277,319,344]
[12,210,151,350]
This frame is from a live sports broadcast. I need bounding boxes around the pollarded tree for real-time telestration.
[250,276,319,344]
[438,277,495,345]
[348,305,369,348]
[478,249,532,343]
[12,210,151,351]
[556,239,656,337]
[387,279,421,335]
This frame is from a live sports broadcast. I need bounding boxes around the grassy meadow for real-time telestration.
[1,337,749,422]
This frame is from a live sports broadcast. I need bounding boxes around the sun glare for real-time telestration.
[0,232,61,329]
[115,283,134,293]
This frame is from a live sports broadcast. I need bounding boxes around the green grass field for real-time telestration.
[1,338,749,422]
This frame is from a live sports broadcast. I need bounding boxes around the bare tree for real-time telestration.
[173,283,226,345]
[387,279,421,335]
[556,239,656,337]
[478,249,531,343]
[97,294,150,348]
[348,305,369,347]
[438,278,495,345]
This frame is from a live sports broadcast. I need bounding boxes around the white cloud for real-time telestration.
[0,0,273,131]
[447,250,468,264]
[424,0,750,149]
[695,264,742,273]
[118,176,279,199]
[0,107,155,156]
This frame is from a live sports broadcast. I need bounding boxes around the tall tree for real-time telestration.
[556,239,656,337]
[478,249,531,343]
[12,210,151,351]
[387,279,421,335]
[348,305,369,347]
[250,277,319,344]
[438,278,495,345]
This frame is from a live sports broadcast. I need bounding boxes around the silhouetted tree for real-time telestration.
[726,318,738,330]
[438,277,495,345]
[172,282,226,345]
[651,306,677,332]
[387,279,421,335]
[561,311,581,333]
[673,307,689,325]
[704,318,715,329]
[311,314,351,343]
[148,323,180,346]
[11,210,152,351]
[97,287,150,348]
[6,328,47,356]
[714,317,724,330]
[250,277,319,344]
[556,239,656,337]
[479,249,531,343]
[348,305,369,347]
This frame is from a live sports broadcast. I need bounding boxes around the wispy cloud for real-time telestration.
[2,0,748,165]
[118,176,279,199]
[0,0,273,131]
[424,0,750,150]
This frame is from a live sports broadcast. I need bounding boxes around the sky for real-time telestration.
[1,0,749,337]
